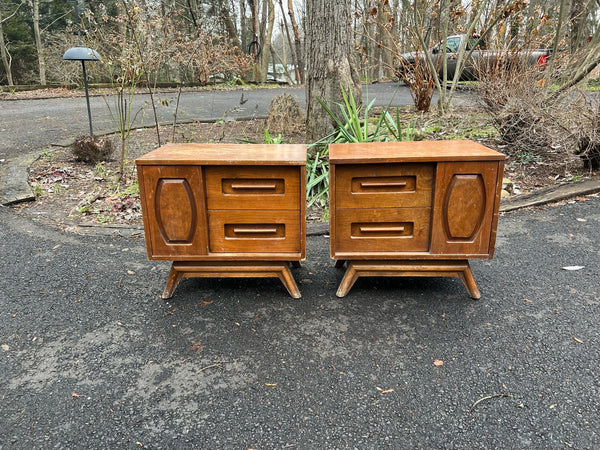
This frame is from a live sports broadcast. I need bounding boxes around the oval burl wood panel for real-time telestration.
[155,178,197,243]
[443,174,486,241]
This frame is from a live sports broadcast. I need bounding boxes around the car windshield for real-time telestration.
[467,36,485,50]
[446,37,460,53]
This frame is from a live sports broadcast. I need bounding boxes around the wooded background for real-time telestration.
[1,0,599,88]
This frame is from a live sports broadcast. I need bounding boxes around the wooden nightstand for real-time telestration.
[136,143,306,299]
[329,140,505,298]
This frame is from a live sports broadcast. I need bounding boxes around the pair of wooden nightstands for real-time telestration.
[136,141,505,299]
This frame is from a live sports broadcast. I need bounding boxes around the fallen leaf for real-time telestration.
[376,387,395,394]
[1,344,9,351]
[200,300,214,307]
[127,270,135,275]
[523,298,533,303]
[265,383,278,387]
[72,392,83,398]
[433,359,444,367]
[576,218,587,222]
[190,340,203,353]
[573,336,584,344]
[562,266,585,271]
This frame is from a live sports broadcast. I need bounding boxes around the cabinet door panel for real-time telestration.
[431,161,501,256]
[205,166,300,210]
[138,166,208,258]
[335,163,434,208]
[155,178,196,243]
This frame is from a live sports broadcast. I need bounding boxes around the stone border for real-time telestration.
[499,178,600,212]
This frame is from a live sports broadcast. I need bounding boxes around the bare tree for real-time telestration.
[28,0,46,85]
[277,0,300,83]
[286,0,303,83]
[371,0,395,80]
[0,2,24,86]
[249,0,261,81]
[218,0,241,48]
[259,0,275,81]
[305,0,361,142]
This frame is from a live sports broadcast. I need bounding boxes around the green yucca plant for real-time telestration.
[238,84,416,214]
[307,85,416,211]
[306,146,329,208]
[317,85,386,144]
[317,84,416,144]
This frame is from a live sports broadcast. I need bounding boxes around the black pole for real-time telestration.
[73,0,82,45]
[81,60,94,137]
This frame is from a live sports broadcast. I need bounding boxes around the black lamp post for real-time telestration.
[62,1,100,137]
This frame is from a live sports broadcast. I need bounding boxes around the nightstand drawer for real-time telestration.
[334,208,431,253]
[205,166,301,210]
[335,163,434,209]
[208,210,301,253]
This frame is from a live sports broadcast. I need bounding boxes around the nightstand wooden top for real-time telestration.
[329,140,505,164]
[136,143,307,166]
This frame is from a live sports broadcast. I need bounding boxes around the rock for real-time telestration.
[502,178,513,194]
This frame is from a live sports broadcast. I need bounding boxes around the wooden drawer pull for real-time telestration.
[360,181,407,188]
[232,227,278,234]
[230,183,278,190]
[359,226,405,233]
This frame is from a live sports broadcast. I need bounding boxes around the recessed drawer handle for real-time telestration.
[360,181,407,188]
[233,227,278,234]
[230,183,278,190]
[360,226,406,233]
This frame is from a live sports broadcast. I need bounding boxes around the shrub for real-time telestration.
[574,99,600,170]
[71,136,114,164]
[477,51,600,172]
[266,94,305,136]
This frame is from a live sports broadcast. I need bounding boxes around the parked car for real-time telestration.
[396,34,551,82]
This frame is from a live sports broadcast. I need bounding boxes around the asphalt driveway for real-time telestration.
[1,193,598,448]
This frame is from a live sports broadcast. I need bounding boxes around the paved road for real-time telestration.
[0,84,474,161]
[1,194,599,448]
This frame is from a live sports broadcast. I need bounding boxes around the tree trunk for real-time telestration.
[186,0,199,29]
[259,0,274,82]
[29,0,46,85]
[546,0,570,84]
[278,0,299,83]
[569,0,586,52]
[286,0,303,83]
[0,10,14,86]
[249,0,261,82]
[305,0,361,143]
[219,0,241,49]
[372,3,382,80]
[435,0,451,114]
[378,1,395,78]
[240,0,248,53]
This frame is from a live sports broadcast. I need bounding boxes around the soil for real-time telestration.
[13,105,599,230]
